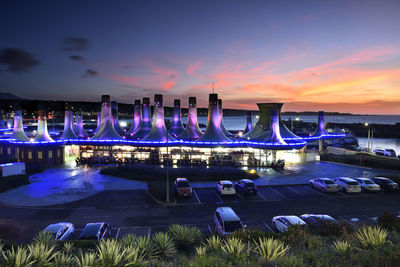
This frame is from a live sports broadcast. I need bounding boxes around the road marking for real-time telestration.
[285,186,304,197]
[256,192,265,200]
[269,187,288,200]
[263,221,274,233]
[304,186,330,197]
[147,226,151,238]
[235,193,244,200]
[213,190,223,203]
[115,228,121,239]
[208,224,213,235]
[193,190,201,204]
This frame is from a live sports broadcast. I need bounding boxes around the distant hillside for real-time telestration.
[0,92,22,100]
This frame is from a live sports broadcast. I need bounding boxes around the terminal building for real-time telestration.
[0,93,344,170]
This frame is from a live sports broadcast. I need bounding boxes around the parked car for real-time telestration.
[174,178,193,197]
[309,178,339,192]
[43,222,75,241]
[353,178,380,192]
[216,180,236,195]
[333,177,361,193]
[214,207,244,235]
[300,214,338,229]
[235,179,257,194]
[79,222,112,241]
[272,215,307,233]
[371,177,399,192]
[373,148,397,158]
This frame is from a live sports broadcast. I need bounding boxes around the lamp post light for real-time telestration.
[364,122,374,153]
[166,144,170,203]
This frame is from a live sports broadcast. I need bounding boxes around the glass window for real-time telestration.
[224,220,243,232]
[48,151,53,159]
[364,180,374,184]
[28,151,32,159]
[324,180,334,184]
[57,150,61,157]
[7,147,11,155]
[348,181,358,186]
[223,184,233,189]
[38,151,43,159]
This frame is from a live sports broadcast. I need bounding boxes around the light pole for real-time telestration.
[166,143,170,203]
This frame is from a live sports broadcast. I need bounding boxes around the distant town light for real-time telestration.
[364,122,369,127]
[119,121,127,127]
[295,117,300,121]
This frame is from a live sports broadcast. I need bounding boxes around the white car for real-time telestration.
[309,178,339,192]
[214,207,244,235]
[353,178,380,192]
[272,215,307,233]
[43,222,75,241]
[216,180,236,195]
[333,177,361,193]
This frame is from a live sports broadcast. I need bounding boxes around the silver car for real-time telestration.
[333,177,361,193]
[272,215,307,233]
[353,178,380,192]
[214,207,244,236]
[43,222,75,241]
[309,178,339,192]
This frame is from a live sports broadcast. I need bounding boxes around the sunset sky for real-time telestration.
[1,0,399,114]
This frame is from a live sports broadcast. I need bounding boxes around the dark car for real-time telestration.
[371,177,399,191]
[79,222,112,241]
[300,214,338,229]
[235,179,257,194]
[174,178,193,197]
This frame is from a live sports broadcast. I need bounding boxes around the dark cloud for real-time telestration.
[61,37,89,51]
[122,65,130,70]
[81,69,98,77]
[0,48,40,73]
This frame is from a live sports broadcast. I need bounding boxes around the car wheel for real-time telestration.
[321,187,325,193]
[343,188,346,193]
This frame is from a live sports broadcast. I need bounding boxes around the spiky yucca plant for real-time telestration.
[355,226,388,248]
[2,246,35,267]
[124,245,147,266]
[133,236,154,260]
[0,239,3,257]
[53,252,74,266]
[28,242,59,265]
[121,234,137,247]
[96,239,126,266]
[167,224,202,248]
[32,231,59,248]
[74,251,97,267]
[222,237,246,258]
[63,242,74,254]
[332,240,351,253]
[254,237,289,262]
[205,235,222,251]
[151,232,177,261]
[195,246,207,256]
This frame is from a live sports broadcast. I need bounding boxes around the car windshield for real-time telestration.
[364,180,374,184]
[324,180,334,184]
[245,183,254,188]
[177,181,190,187]
[223,184,233,189]
[348,181,358,186]
[44,225,64,233]
[224,220,243,232]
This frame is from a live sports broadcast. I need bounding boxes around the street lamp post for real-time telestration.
[166,144,170,203]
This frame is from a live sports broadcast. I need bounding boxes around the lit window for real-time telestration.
[38,151,43,159]
[7,147,11,155]
[57,150,61,157]
[48,151,53,159]
[28,151,32,159]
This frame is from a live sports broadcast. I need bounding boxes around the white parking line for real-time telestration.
[263,221,274,233]
[235,192,244,200]
[115,228,121,239]
[213,190,224,203]
[269,187,288,200]
[147,226,151,238]
[193,190,201,204]
[208,224,213,235]
[285,186,304,197]
[256,192,266,200]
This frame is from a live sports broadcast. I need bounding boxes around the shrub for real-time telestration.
[355,226,388,248]
[205,235,222,251]
[133,236,154,260]
[96,239,126,266]
[280,225,309,247]
[274,255,305,267]
[32,231,59,249]
[124,245,147,266]
[195,246,207,256]
[188,253,227,267]
[309,221,342,237]
[167,224,202,249]
[151,232,177,261]
[74,251,97,267]
[378,212,400,232]
[254,237,290,262]
[63,241,74,254]
[305,235,323,250]
[230,227,267,242]
[2,246,35,267]
[28,242,59,265]
[121,233,137,247]
[221,237,246,258]
[332,240,352,254]
[53,252,74,266]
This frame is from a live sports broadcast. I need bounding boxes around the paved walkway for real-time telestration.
[0,161,397,206]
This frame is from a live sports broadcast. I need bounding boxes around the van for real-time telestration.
[214,207,244,235]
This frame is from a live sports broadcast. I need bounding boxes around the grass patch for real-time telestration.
[321,152,400,170]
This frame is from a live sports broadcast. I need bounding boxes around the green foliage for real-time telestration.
[195,246,207,256]
[132,236,154,260]
[151,232,177,261]
[355,226,388,248]
[280,225,309,247]
[32,231,59,249]
[305,235,323,250]
[120,234,137,247]
[205,235,222,251]
[378,212,400,232]
[53,252,74,266]
[96,239,126,267]
[74,251,97,267]
[221,237,246,258]
[70,240,98,250]
[332,240,351,253]
[63,241,74,254]
[2,246,35,267]
[28,242,59,265]
[187,253,227,267]
[254,237,290,262]
[124,245,147,266]
[167,224,202,249]
[230,227,267,242]
[274,255,305,267]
